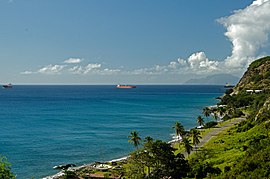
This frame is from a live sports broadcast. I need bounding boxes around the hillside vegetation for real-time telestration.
[191,56,270,178]
[235,56,270,92]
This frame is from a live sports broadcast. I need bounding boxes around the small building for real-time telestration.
[246,89,263,94]
[254,90,263,93]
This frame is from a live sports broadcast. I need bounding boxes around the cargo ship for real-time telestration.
[116,84,136,89]
[2,83,13,89]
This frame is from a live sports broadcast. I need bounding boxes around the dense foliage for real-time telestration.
[0,156,15,179]
[125,139,190,179]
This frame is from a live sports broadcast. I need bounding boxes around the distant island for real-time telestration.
[185,74,240,85]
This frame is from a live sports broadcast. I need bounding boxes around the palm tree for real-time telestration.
[173,122,185,140]
[144,136,153,144]
[197,115,204,127]
[213,111,219,121]
[128,130,141,149]
[217,106,226,119]
[202,107,211,118]
[190,129,202,152]
[182,137,193,156]
[226,106,235,118]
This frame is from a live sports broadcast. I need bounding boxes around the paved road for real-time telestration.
[182,117,246,158]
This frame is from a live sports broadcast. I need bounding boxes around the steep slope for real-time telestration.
[234,56,270,92]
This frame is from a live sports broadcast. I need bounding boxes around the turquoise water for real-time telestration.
[0,85,224,178]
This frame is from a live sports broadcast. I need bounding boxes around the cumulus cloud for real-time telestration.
[21,0,270,80]
[68,63,121,75]
[21,71,33,75]
[128,52,219,75]
[84,64,102,74]
[64,58,82,64]
[187,52,219,72]
[218,0,270,69]
[38,64,66,74]
[130,0,270,76]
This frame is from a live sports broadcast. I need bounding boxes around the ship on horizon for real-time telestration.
[116,84,136,89]
[224,83,234,88]
[2,83,13,89]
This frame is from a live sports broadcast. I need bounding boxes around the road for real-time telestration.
[182,117,246,158]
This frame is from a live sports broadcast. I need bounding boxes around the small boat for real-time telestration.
[116,84,136,89]
[224,83,234,88]
[2,83,13,89]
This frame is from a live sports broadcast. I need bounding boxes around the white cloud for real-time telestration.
[218,0,270,68]
[187,52,219,72]
[67,63,121,75]
[68,66,84,74]
[251,0,270,6]
[20,0,270,81]
[84,63,102,74]
[38,64,66,74]
[64,58,82,64]
[128,52,219,75]
[21,71,33,75]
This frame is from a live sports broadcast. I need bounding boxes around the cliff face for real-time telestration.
[234,56,270,93]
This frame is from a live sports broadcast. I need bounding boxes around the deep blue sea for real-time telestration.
[0,85,224,178]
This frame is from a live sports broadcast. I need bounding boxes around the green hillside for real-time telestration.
[235,56,270,92]
[190,56,270,178]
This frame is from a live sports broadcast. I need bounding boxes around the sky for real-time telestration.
[0,0,269,84]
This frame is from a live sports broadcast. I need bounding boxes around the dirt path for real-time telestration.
[182,117,246,158]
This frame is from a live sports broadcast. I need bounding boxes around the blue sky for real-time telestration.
[1,0,269,84]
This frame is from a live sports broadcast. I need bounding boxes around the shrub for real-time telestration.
[204,121,218,128]
[0,156,15,179]
[63,170,78,179]
[222,114,230,121]
[237,121,254,132]
[225,89,233,95]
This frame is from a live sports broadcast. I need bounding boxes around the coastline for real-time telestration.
[44,115,247,179]
[42,116,216,178]
[43,137,180,179]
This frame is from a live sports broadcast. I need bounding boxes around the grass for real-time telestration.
[173,117,240,155]
[191,119,267,172]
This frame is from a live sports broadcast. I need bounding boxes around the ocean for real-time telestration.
[0,85,224,178]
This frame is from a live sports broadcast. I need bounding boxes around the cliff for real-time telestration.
[234,56,270,93]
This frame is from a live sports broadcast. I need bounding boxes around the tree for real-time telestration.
[173,122,185,149]
[0,156,15,179]
[213,111,219,121]
[217,106,226,119]
[128,130,141,149]
[182,137,193,157]
[144,136,153,144]
[63,170,78,179]
[202,107,211,118]
[125,139,190,178]
[190,129,202,151]
[173,121,185,139]
[197,115,204,127]
[226,104,235,118]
